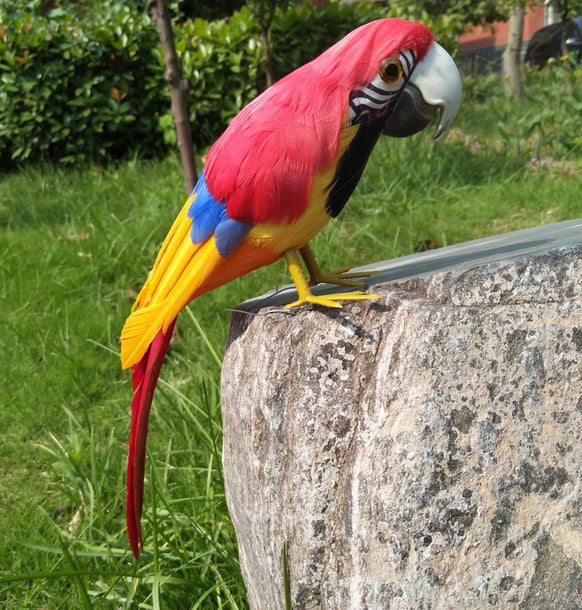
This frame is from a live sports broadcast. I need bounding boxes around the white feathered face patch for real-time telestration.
[348,49,417,125]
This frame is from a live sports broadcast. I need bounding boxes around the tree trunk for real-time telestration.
[246,0,278,88]
[149,0,197,194]
[260,26,274,87]
[503,3,525,99]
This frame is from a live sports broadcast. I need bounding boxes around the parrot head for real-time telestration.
[331,19,462,140]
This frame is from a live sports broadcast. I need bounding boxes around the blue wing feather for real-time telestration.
[214,217,254,257]
[188,173,224,244]
[188,172,253,257]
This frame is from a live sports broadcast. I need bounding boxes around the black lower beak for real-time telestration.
[382,84,437,139]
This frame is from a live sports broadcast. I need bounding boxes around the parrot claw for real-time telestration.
[299,245,379,287]
[308,269,380,287]
[284,248,380,309]
[285,290,380,309]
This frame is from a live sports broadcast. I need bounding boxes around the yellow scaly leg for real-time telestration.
[284,248,379,309]
[299,244,379,287]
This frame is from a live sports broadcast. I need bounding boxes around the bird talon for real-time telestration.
[309,270,380,287]
[285,295,343,309]
[309,276,364,287]
[300,246,380,287]
[284,290,380,309]
[330,269,380,280]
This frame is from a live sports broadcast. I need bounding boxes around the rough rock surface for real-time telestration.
[221,226,581,610]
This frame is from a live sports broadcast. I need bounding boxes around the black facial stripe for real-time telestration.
[357,90,391,105]
[400,50,416,74]
[367,82,399,96]
[349,100,365,122]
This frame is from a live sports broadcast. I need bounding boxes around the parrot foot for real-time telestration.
[299,245,379,287]
[308,269,380,287]
[285,290,380,309]
[284,248,379,309]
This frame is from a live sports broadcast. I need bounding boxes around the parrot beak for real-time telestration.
[383,41,462,140]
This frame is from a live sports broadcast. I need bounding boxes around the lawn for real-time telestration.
[0,66,580,607]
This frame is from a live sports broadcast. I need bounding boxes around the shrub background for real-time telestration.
[0,1,422,168]
[0,2,165,167]
[4,1,577,171]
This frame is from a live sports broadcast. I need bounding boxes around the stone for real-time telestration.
[220,221,582,609]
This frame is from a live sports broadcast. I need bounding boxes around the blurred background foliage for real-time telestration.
[1,0,469,168]
[0,0,163,166]
[1,0,581,169]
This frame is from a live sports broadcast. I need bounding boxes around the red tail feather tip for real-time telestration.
[125,322,176,558]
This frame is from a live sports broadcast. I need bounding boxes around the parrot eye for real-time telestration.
[379,57,404,84]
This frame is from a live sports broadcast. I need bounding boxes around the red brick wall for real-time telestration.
[460,5,546,51]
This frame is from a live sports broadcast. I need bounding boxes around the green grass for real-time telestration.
[0,66,581,608]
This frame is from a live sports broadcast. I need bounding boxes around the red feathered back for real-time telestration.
[204,18,434,225]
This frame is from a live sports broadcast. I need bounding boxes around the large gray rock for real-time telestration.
[221,221,582,609]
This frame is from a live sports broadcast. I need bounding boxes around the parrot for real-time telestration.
[120,17,462,558]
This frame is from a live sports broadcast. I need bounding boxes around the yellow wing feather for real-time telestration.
[120,195,224,370]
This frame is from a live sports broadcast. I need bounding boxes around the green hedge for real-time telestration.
[270,2,385,80]
[0,1,165,167]
[167,7,264,149]
[0,1,459,168]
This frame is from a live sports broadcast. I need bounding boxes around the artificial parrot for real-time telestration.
[121,17,462,558]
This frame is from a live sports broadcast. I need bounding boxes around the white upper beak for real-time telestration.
[409,41,463,139]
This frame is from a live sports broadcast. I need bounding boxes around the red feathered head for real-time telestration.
[304,19,434,93]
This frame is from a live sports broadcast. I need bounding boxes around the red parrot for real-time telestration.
[121,18,462,557]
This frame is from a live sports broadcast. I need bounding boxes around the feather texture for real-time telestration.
[126,322,175,557]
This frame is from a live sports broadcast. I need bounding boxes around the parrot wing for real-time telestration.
[204,66,349,226]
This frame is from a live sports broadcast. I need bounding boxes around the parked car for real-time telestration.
[524,17,582,66]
